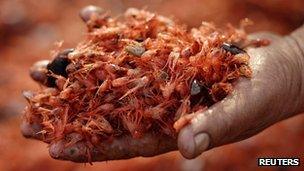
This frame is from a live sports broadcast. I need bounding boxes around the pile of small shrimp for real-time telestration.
[23,7,269,146]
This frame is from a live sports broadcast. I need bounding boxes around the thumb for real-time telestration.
[177,77,274,159]
[177,33,288,159]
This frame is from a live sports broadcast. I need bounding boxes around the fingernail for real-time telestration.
[20,121,42,138]
[178,125,196,159]
[79,5,104,22]
[194,133,210,156]
[49,141,64,159]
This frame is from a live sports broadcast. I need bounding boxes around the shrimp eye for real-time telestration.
[221,43,246,55]
[47,49,73,77]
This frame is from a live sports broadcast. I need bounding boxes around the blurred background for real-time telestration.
[0,0,304,170]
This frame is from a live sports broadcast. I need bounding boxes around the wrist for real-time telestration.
[288,26,304,114]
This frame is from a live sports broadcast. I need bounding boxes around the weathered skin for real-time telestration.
[20,5,304,161]
[20,120,177,162]
[48,134,177,162]
[178,26,304,158]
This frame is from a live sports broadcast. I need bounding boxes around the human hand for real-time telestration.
[21,120,176,162]
[178,26,304,159]
[20,6,178,162]
[21,5,304,162]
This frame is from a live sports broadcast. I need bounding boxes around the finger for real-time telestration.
[178,77,275,159]
[79,5,104,23]
[20,119,44,140]
[248,31,281,40]
[49,133,177,162]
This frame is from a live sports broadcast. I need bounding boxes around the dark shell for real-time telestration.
[221,43,246,55]
[47,49,74,77]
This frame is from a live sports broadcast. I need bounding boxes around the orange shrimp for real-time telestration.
[119,76,150,100]
[160,76,177,99]
[174,96,191,121]
[84,115,114,134]
[173,113,195,132]
[121,110,144,138]
[59,81,81,99]
[143,100,176,120]
[111,76,130,87]
[96,79,110,96]
[86,103,115,116]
